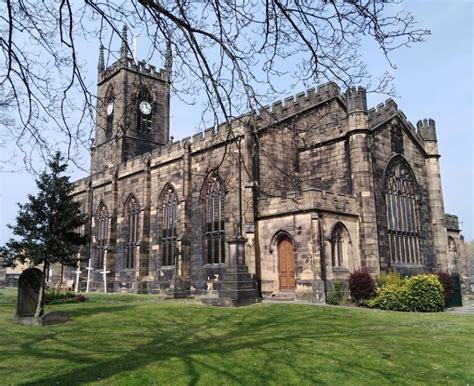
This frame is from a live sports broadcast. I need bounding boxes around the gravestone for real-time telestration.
[16,268,44,317]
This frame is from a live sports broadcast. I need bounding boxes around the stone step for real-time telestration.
[224,265,250,274]
[218,288,258,300]
[221,272,254,282]
[266,292,296,301]
[220,281,256,290]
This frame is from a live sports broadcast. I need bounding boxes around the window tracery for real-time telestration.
[162,187,177,266]
[206,178,225,264]
[96,203,108,270]
[385,157,420,264]
[125,195,139,269]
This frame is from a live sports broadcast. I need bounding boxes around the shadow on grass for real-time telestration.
[13,303,462,385]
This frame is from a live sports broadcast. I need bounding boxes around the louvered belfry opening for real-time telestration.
[137,87,153,134]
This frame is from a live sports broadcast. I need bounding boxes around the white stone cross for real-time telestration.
[99,269,111,293]
[73,263,82,293]
[85,259,93,293]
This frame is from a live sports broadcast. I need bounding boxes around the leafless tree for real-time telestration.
[0,0,429,171]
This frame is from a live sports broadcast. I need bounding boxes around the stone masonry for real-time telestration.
[55,30,468,302]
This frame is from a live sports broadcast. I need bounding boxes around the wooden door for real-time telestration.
[278,237,295,290]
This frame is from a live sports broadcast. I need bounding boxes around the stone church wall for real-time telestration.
[371,117,436,275]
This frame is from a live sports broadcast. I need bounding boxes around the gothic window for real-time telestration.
[162,186,177,266]
[125,195,139,269]
[385,157,420,264]
[105,85,114,140]
[96,203,109,270]
[137,87,153,135]
[448,237,458,272]
[331,223,349,268]
[206,178,225,264]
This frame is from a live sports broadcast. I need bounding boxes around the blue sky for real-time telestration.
[0,1,473,243]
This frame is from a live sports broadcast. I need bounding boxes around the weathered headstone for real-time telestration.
[16,268,43,317]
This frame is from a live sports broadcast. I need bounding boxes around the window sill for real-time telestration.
[332,267,349,273]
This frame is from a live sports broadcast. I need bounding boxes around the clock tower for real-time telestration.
[91,26,171,174]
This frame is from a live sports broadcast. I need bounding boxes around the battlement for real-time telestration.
[368,99,424,142]
[99,57,169,84]
[445,214,460,231]
[257,82,341,124]
[344,87,367,112]
[417,118,437,141]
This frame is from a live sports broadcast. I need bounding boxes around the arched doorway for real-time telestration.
[278,236,295,291]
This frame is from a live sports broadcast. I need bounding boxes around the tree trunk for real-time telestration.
[34,261,47,318]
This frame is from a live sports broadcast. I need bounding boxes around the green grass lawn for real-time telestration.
[0,289,473,385]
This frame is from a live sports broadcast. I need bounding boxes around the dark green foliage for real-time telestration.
[44,290,87,304]
[348,269,376,303]
[327,281,345,305]
[0,152,89,269]
[436,271,453,303]
[44,290,76,304]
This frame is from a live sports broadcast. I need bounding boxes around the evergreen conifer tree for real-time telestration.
[0,152,89,316]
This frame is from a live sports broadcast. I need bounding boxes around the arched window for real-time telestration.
[104,85,114,140]
[125,195,139,269]
[331,223,349,267]
[137,87,153,134]
[206,177,225,264]
[162,186,177,266]
[448,237,458,272]
[385,157,420,264]
[96,203,108,270]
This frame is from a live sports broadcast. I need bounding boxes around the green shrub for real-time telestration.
[377,271,403,288]
[404,275,444,312]
[368,285,409,311]
[348,269,376,303]
[370,274,444,312]
[327,281,345,305]
[44,290,76,304]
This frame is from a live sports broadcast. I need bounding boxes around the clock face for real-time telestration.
[139,101,152,115]
[106,102,114,116]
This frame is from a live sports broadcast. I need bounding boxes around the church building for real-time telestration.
[67,29,467,302]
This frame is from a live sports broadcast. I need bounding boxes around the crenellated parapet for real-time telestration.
[417,118,437,141]
[344,86,367,112]
[256,82,341,125]
[98,57,169,85]
[368,99,425,144]
[445,214,461,232]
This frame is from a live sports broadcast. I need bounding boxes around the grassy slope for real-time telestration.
[0,289,473,385]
